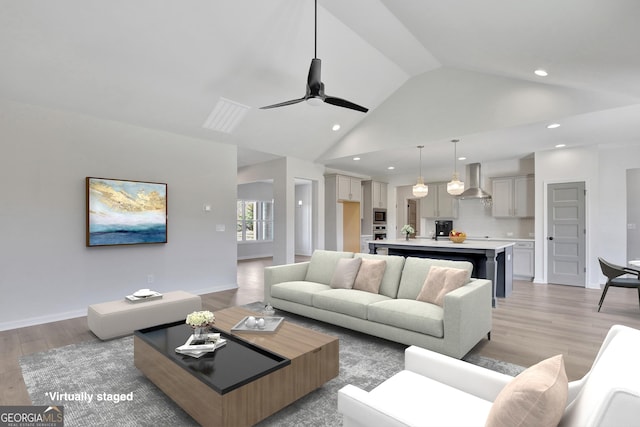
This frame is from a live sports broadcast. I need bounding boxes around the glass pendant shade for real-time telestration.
[447,173,465,195]
[447,139,465,196]
[413,145,428,198]
[413,177,429,198]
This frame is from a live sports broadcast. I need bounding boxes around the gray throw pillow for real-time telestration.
[330,258,362,289]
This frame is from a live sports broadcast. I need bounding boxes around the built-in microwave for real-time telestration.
[373,208,387,224]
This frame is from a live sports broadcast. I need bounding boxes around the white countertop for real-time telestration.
[416,235,534,242]
[368,238,515,250]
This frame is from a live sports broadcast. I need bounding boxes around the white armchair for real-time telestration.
[338,325,640,427]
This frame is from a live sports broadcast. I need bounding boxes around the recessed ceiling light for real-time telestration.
[458,156,467,161]
[332,124,341,131]
[534,69,548,77]
[555,144,566,148]
[353,157,361,161]
[547,123,561,129]
[387,166,395,170]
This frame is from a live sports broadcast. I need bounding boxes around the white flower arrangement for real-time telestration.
[401,224,415,235]
[186,310,215,328]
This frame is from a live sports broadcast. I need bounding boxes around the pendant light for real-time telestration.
[447,139,465,196]
[412,145,429,198]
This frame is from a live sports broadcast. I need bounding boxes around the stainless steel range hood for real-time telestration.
[457,163,492,199]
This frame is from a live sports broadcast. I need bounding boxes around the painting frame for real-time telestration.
[86,177,168,247]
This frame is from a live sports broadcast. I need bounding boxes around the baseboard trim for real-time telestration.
[0,309,87,332]
[0,284,239,332]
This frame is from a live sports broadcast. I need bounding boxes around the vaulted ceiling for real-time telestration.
[2,0,639,177]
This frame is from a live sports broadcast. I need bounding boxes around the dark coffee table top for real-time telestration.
[134,320,290,394]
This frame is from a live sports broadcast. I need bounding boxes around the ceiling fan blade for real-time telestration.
[260,97,306,110]
[324,96,369,113]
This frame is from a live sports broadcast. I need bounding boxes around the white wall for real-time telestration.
[295,182,313,256]
[535,143,640,288]
[0,100,238,330]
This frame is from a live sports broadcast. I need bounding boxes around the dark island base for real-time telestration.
[370,242,513,308]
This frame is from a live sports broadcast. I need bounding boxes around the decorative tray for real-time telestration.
[231,316,284,334]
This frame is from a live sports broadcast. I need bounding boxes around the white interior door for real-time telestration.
[547,182,586,286]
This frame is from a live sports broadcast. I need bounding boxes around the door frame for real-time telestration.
[542,179,590,286]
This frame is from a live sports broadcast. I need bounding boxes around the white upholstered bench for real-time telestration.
[87,290,202,340]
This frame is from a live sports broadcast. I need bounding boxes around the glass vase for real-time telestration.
[193,326,209,340]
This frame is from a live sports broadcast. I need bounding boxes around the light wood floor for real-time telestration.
[3,257,640,405]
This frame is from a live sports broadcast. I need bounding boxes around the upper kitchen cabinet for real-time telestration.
[491,175,534,218]
[419,182,458,219]
[330,174,362,202]
[363,180,388,210]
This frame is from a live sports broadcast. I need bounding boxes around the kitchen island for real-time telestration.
[368,239,514,307]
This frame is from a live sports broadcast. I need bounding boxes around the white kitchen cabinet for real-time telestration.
[361,180,388,237]
[513,241,534,280]
[419,182,458,219]
[492,175,534,218]
[372,181,387,209]
[336,175,361,202]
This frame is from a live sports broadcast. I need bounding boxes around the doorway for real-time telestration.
[546,181,586,286]
[407,199,418,237]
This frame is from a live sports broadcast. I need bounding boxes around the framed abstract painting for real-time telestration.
[86,177,168,247]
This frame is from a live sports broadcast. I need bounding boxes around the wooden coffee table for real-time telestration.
[134,306,339,427]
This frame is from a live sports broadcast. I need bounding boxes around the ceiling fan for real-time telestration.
[260,0,368,113]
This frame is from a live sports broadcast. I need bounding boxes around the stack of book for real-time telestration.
[175,333,227,358]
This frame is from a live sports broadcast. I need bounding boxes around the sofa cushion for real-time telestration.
[397,257,473,300]
[416,266,471,307]
[368,370,493,426]
[305,250,354,285]
[355,253,406,298]
[313,289,390,319]
[486,354,568,427]
[330,258,362,289]
[353,259,386,294]
[271,281,331,306]
[368,299,444,337]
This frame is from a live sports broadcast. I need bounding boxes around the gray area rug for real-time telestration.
[20,303,524,426]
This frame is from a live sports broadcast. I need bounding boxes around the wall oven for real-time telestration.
[373,209,387,225]
[373,225,387,240]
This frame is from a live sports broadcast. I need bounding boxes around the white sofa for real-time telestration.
[264,250,492,359]
[338,324,640,427]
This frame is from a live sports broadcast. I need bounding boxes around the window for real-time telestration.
[237,200,274,242]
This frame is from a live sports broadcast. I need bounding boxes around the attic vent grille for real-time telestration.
[202,97,250,134]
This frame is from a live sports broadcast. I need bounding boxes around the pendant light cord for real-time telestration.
[453,141,457,174]
[314,0,317,59]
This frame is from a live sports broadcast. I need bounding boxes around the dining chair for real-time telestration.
[597,257,640,312]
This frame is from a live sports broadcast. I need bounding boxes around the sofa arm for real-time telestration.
[338,385,411,427]
[442,279,493,359]
[404,345,511,402]
[263,261,310,304]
